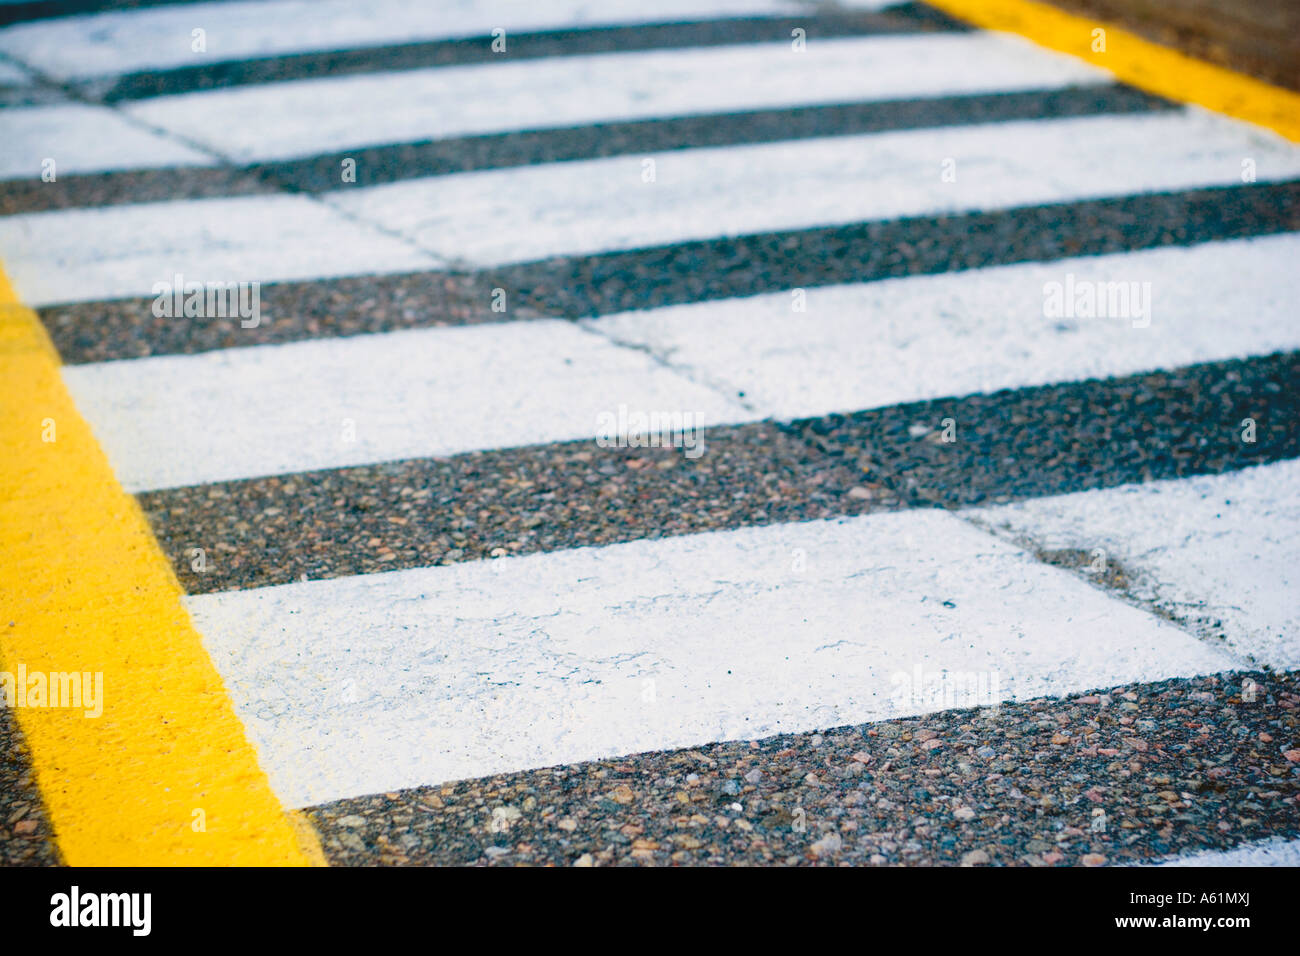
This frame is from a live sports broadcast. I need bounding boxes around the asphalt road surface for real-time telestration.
[0,0,1297,867]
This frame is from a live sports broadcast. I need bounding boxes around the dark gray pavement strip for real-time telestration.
[791,350,1300,509]
[305,669,1300,866]
[41,271,521,364]
[0,86,1172,213]
[0,0,212,28]
[140,423,875,595]
[258,86,1173,192]
[495,180,1300,319]
[142,351,1299,595]
[39,180,1300,363]
[0,702,61,866]
[0,166,279,216]
[93,5,970,102]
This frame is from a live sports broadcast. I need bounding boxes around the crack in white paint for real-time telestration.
[967,460,1300,670]
[185,510,1237,807]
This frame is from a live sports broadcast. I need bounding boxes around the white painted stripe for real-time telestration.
[590,235,1300,421]
[185,510,1237,807]
[56,234,1300,492]
[123,33,1108,163]
[328,110,1300,268]
[61,321,752,492]
[0,102,215,180]
[1148,837,1300,867]
[0,0,895,81]
[8,108,1298,305]
[968,460,1300,671]
[0,193,441,306]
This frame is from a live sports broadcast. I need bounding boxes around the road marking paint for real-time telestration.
[969,459,1300,670]
[185,510,1236,807]
[1150,837,1300,867]
[123,32,1107,163]
[32,179,1300,363]
[2,86,1174,218]
[0,102,216,180]
[591,234,1300,420]
[130,349,1297,595]
[925,0,1300,142]
[0,265,324,864]
[62,319,752,492]
[0,0,885,80]
[0,192,442,306]
[7,109,1297,304]
[61,233,1300,492]
[328,110,1300,268]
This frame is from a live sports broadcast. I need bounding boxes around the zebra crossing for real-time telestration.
[0,0,1297,867]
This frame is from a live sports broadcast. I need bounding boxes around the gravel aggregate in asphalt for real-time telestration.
[305,670,1300,866]
[0,0,187,29]
[493,181,1300,319]
[0,699,60,866]
[140,350,1299,594]
[0,165,279,216]
[792,351,1300,509]
[258,86,1167,193]
[37,180,1300,363]
[97,6,971,102]
[142,423,871,594]
[40,270,511,363]
[6,0,1299,871]
[3,86,1172,214]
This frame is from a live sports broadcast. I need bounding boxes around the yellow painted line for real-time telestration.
[0,268,324,866]
[925,0,1300,142]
